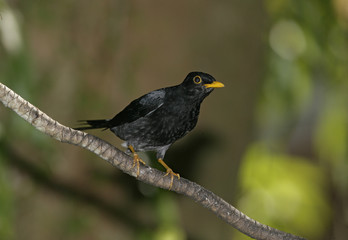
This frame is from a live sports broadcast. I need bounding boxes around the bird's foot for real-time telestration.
[158,158,180,190]
[128,145,146,177]
[132,153,146,177]
[164,168,180,190]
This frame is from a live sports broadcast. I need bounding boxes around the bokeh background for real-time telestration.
[0,0,347,239]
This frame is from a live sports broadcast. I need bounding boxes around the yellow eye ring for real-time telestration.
[193,75,202,84]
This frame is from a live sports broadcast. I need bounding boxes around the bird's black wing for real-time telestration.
[108,89,166,126]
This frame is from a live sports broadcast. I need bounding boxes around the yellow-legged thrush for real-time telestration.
[75,72,224,189]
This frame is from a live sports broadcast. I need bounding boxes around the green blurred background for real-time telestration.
[0,0,347,239]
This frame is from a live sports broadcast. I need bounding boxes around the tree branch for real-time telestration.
[0,82,306,240]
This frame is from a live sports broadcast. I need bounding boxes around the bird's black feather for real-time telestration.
[75,71,224,162]
[108,89,166,126]
[75,119,110,130]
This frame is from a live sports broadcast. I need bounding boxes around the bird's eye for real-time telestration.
[193,76,202,84]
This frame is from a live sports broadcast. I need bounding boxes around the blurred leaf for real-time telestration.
[0,154,14,240]
[153,193,186,240]
[315,94,347,163]
[236,144,331,239]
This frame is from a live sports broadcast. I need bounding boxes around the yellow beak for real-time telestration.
[204,81,225,88]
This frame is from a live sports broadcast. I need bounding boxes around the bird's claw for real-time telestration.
[131,153,146,177]
[128,145,146,177]
[163,168,180,190]
[157,158,179,190]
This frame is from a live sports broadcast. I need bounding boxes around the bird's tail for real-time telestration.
[74,119,111,131]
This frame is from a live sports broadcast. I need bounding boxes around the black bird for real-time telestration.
[75,72,224,189]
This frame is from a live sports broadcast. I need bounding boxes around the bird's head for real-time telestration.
[181,72,224,100]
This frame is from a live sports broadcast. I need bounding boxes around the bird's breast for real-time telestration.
[154,103,200,139]
[112,102,201,148]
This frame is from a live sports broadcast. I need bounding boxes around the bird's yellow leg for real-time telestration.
[158,158,180,190]
[128,145,146,177]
